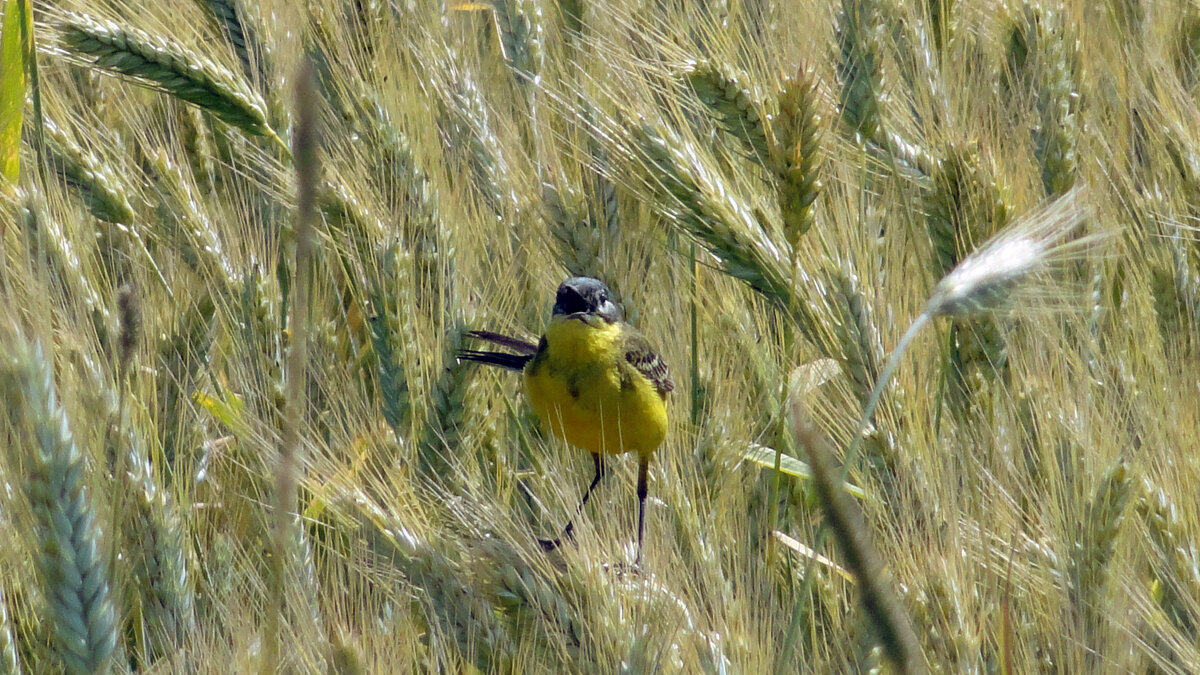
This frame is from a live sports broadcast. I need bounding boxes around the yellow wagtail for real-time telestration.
[458,277,673,565]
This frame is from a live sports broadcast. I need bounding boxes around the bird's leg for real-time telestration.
[540,453,606,551]
[635,453,649,567]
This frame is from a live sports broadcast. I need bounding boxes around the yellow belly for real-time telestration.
[524,319,667,456]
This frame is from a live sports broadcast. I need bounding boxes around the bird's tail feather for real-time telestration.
[457,349,533,371]
[465,330,539,355]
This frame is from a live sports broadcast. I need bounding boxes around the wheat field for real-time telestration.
[0,0,1198,672]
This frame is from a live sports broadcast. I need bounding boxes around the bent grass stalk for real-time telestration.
[790,414,925,674]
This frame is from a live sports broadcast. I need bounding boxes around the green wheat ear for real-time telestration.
[198,0,259,82]
[2,337,116,675]
[493,0,544,89]
[41,115,135,225]
[772,66,823,245]
[683,59,773,162]
[1003,4,1079,195]
[1071,458,1131,654]
[55,10,277,141]
[835,0,887,142]
[1137,478,1200,644]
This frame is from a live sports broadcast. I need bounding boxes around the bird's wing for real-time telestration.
[622,329,674,397]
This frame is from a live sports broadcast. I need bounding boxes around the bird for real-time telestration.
[458,276,673,566]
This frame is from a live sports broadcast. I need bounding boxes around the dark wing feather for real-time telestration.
[466,330,539,355]
[623,329,674,397]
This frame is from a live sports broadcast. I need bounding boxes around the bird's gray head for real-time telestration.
[552,277,622,323]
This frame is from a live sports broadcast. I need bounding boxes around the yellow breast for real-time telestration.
[524,318,668,456]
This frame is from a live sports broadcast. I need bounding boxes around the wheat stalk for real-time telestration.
[904,570,977,670]
[368,240,414,438]
[418,319,474,483]
[923,144,1012,410]
[154,292,217,470]
[790,414,926,675]
[356,97,443,253]
[544,181,605,277]
[2,337,116,675]
[441,71,515,218]
[15,191,113,342]
[109,285,194,661]
[791,187,1095,658]
[924,144,1010,278]
[179,101,218,195]
[826,264,884,408]
[55,10,277,142]
[266,58,321,670]
[878,186,1092,423]
[630,121,817,333]
[543,101,622,279]
[926,186,1089,318]
[583,101,622,247]
[143,148,240,291]
[348,494,512,670]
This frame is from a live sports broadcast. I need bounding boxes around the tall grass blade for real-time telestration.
[0,0,28,191]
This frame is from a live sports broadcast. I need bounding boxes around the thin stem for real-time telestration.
[690,241,700,428]
[265,57,318,673]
